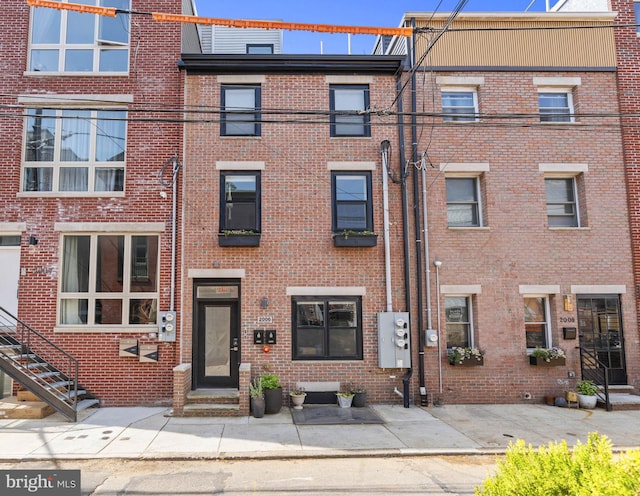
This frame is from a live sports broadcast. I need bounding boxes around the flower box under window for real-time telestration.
[529,355,566,366]
[333,232,378,247]
[450,356,484,366]
[218,233,261,247]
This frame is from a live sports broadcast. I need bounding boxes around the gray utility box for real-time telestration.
[158,311,177,342]
[378,312,411,368]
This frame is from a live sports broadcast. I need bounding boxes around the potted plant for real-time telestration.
[447,346,485,366]
[529,347,566,366]
[350,385,367,407]
[332,229,378,247]
[249,377,265,418]
[336,390,355,408]
[261,372,282,414]
[289,387,307,410]
[576,379,599,409]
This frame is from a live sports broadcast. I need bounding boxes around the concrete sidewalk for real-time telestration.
[0,404,639,461]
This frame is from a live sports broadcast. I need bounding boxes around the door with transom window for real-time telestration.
[192,281,240,389]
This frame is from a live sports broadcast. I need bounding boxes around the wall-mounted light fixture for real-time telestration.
[563,294,574,312]
[28,236,38,246]
[261,297,269,309]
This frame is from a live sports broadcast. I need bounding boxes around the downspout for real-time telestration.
[170,157,181,313]
[409,18,428,407]
[397,46,413,409]
[380,141,393,313]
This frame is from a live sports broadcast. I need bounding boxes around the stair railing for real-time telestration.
[578,346,611,411]
[0,306,79,411]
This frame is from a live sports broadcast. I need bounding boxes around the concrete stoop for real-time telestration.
[600,393,640,411]
[177,389,241,417]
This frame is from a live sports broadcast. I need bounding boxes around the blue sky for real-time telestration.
[195,0,550,54]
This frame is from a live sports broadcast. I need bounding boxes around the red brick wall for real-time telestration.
[0,1,184,406]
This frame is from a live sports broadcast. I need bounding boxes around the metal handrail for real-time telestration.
[0,306,79,409]
[578,346,611,411]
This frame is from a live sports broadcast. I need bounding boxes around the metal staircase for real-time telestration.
[0,306,98,421]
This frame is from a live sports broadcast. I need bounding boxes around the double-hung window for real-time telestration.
[292,297,362,360]
[220,172,261,233]
[329,85,370,137]
[59,233,159,327]
[538,91,573,122]
[332,172,373,233]
[524,297,551,349]
[29,0,130,73]
[221,85,261,136]
[445,296,473,349]
[545,177,579,227]
[446,177,481,227]
[441,91,478,122]
[23,108,126,194]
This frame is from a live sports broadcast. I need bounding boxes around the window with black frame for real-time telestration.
[221,85,261,136]
[329,85,370,137]
[292,297,362,360]
[219,172,261,233]
[332,172,373,233]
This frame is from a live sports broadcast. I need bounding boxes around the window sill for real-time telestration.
[547,227,590,231]
[17,191,126,198]
[447,226,490,231]
[54,325,156,333]
[24,71,129,77]
[218,233,261,247]
[333,233,378,247]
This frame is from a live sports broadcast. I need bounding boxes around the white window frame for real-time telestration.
[523,295,552,350]
[56,232,160,331]
[445,176,483,228]
[444,295,474,349]
[538,89,574,123]
[28,0,131,75]
[440,87,479,122]
[545,176,580,228]
[20,105,127,196]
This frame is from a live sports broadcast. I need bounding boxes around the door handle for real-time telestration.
[230,337,239,352]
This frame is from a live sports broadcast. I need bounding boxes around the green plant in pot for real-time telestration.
[350,385,367,407]
[336,390,355,408]
[249,377,265,418]
[261,373,283,414]
[576,379,598,409]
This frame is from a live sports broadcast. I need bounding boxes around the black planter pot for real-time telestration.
[264,387,283,414]
[352,391,367,408]
[251,396,265,418]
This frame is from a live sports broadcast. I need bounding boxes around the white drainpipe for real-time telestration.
[381,141,393,312]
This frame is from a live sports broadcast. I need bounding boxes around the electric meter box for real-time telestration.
[158,311,177,342]
[378,312,411,368]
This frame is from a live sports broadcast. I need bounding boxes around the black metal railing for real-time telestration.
[578,346,611,411]
[0,306,80,419]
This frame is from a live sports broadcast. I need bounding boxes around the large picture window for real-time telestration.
[59,234,158,327]
[332,172,373,232]
[29,0,130,73]
[329,85,370,137]
[23,108,126,194]
[220,172,261,232]
[221,85,261,136]
[293,297,362,360]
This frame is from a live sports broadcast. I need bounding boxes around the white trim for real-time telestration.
[436,76,484,86]
[539,163,588,175]
[533,76,581,87]
[216,161,265,170]
[519,285,560,294]
[188,269,246,279]
[440,284,482,294]
[440,163,490,174]
[286,286,366,296]
[571,285,626,294]
[327,161,376,171]
[54,222,165,232]
[217,75,265,84]
[0,223,27,233]
[325,75,373,84]
[18,94,134,104]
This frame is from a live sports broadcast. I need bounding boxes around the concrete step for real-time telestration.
[181,403,240,417]
[599,393,640,411]
[186,389,239,405]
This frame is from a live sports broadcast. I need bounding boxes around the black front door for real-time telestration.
[193,282,240,389]
[577,295,627,385]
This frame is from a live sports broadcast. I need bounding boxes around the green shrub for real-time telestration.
[260,373,281,390]
[476,433,640,496]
